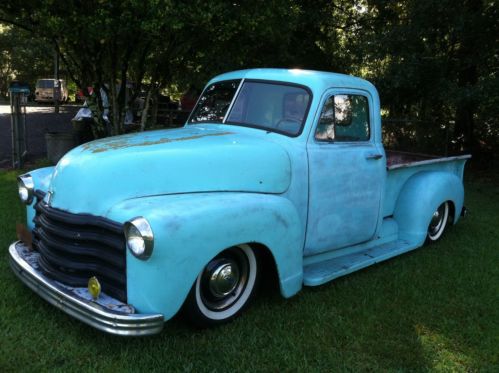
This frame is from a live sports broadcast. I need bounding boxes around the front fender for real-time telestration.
[106,192,304,320]
[394,171,464,245]
[25,167,54,230]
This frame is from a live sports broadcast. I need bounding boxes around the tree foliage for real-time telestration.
[346,0,499,156]
[0,0,497,160]
[0,24,52,97]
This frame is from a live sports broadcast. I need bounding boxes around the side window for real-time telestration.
[315,94,370,142]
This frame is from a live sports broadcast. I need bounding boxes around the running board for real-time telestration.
[303,239,417,286]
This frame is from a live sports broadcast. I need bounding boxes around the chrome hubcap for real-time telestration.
[208,260,240,297]
[200,249,249,311]
[430,210,441,229]
[429,204,447,237]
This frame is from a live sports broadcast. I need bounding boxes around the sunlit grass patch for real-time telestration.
[0,167,497,371]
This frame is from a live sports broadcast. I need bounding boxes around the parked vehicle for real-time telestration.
[10,69,470,336]
[75,87,94,102]
[34,79,68,103]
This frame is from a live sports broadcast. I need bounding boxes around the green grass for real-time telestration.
[0,168,498,372]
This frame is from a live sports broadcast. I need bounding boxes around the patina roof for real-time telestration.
[208,68,376,94]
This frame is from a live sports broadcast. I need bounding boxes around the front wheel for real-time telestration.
[426,202,450,242]
[183,244,259,327]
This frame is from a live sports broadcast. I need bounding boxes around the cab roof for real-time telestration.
[208,68,377,95]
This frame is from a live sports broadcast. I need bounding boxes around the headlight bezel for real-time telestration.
[124,216,154,260]
[17,174,35,205]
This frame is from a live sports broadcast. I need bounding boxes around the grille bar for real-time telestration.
[33,227,124,266]
[33,191,123,234]
[32,190,127,302]
[33,212,124,250]
[37,256,127,302]
[35,239,125,283]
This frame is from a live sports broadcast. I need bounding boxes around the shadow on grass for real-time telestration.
[0,168,497,371]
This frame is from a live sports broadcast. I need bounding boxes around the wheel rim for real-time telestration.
[208,259,240,298]
[428,202,449,240]
[199,247,250,311]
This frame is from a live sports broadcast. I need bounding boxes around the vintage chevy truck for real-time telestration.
[10,69,470,336]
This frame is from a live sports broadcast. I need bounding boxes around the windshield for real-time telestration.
[189,80,240,123]
[36,79,54,89]
[189,80,311,136]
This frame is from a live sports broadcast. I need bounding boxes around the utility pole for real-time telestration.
[54,48,60,114]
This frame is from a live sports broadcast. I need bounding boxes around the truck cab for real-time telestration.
[10,69,470,335]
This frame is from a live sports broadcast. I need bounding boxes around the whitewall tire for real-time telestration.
[426,202,450,242]
[183,244,259,327]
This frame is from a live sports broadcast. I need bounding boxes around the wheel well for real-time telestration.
[248,243,280,294]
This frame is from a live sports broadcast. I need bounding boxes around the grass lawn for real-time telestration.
[0,166,498,372]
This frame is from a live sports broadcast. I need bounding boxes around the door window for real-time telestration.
[315,94,370,142]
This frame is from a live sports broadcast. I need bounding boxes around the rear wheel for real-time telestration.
[426,202,449,242]
[183,244,259,327]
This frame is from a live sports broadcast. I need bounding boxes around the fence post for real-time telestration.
[9,82,30,169]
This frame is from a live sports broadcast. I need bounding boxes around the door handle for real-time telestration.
[365,153,383,160]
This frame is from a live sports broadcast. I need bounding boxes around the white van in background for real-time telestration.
[35,79,68,103]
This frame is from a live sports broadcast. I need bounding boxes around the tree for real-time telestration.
[320,0,499,155]
[1,1,184,136]
[1,0,497,159]
[1,0,325,136]
[0,24,52,98]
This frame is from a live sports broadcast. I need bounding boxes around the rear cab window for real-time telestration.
[315,94,370,142]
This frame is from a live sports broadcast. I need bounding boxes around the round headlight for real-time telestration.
[17,174,34,205]
[124,217,154,260]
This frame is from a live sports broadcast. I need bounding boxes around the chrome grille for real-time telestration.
[32,191,127,302]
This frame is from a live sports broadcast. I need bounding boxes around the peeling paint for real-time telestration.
[50,128,292,215]
[82,132,234,153]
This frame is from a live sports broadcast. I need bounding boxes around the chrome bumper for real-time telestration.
[9,241,164,336]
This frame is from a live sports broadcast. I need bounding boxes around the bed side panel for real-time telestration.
[383,159,468,218]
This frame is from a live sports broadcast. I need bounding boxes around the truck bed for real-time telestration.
[383,150,471,218]
[386,150,470,170]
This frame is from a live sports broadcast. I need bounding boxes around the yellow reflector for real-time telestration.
[88,276,101,300]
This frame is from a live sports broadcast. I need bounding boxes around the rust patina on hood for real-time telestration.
[47,125,291,216]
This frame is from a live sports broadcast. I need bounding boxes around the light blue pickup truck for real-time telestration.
[10,69,470,336]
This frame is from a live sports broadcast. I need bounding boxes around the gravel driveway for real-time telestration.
[0,103,79,168]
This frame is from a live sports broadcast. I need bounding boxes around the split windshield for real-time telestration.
[189,79,311,136]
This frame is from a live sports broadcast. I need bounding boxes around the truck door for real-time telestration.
[305,90,384,256]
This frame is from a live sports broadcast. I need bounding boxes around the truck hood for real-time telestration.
[47,125,291,217]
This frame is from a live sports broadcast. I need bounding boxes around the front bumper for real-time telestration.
[9,241,164,336]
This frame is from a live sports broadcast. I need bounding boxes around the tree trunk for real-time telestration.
[453,0,481,153]
[110,81,119,136]
[454,70,477,152]
[87,88,107,139]
[140,86,154,131]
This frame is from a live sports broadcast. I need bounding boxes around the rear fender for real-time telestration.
[106,192,304,320]
[393,171,464,245]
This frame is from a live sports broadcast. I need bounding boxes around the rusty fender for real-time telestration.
[106,192,304,320]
